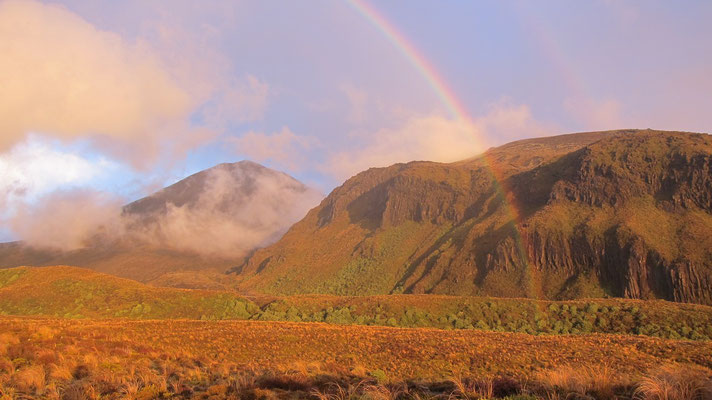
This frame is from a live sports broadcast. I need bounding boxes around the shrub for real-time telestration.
[369,369,388,384]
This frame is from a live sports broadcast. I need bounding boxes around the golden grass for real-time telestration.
[11,365,45,394]
[0,334,18,356]
[633,365,712,400]
[0,316,710,399]
[536,364,624,399]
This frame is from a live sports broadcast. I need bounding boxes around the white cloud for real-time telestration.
[475,100,552,144]
[9,190,124,251]
[0,135,114,209]
[6,162,324,255]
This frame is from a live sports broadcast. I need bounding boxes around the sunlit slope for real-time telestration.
[1,266,711,339]
[234,130,712,304]
[0,266,257,319]
[0,241,238,283]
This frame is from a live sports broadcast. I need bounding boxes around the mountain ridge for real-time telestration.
[232,129,712,305]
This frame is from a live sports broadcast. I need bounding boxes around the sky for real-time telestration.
[1,0,711,242]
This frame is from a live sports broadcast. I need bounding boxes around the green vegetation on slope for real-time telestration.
[0,267,257,320]
[1,266,711,341]
[234,130,712,305]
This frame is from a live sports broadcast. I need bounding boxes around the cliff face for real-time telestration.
[233,130,712,305]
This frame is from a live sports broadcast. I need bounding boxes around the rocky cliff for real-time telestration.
[232,130,712,305]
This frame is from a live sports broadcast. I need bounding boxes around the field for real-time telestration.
[2,266,712,398]
[1,317,712,399]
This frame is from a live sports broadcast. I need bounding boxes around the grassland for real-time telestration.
[1,317,711,399]
[2,266,711,398]
[2,266,712,342]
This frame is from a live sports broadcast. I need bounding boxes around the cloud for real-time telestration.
[0,135,115,210]
[475,99,553,145]
[127,166,323,257]
[324,115,480,179]
[324,101,550,179]
[9,190,124,251]
[0,0,191,152]
[229,127,319,172]
[8,163,323,257]
[0,1,272,169]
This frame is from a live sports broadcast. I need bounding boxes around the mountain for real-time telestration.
[0,161,322,284]
[232,129,712,305]
[121,160,322,257]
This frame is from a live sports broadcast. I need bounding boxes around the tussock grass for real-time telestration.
[633,365,712,400]
[535,364,626,399]
[0,317,711,399]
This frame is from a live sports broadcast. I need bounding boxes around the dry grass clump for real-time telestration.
[634,364,712,400]
[0,334,18,357]
[48,363,73,381]
[449,374,522,399]
[535,363,625,399]
[32,326,58,341]
[11,365,46,394]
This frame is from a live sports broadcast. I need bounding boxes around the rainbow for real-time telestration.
[346,0,535,290]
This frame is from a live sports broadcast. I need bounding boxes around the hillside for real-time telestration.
[0,266,258,319]
[2,266,711,340]
[233,129,712,305]
[0,241,238,285]
[0,161,322,284]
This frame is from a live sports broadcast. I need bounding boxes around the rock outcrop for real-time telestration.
[233,130,712,305]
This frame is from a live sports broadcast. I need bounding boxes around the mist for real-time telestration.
[125,164,323,257]
[9,190,125,251]
[7,163,323,258]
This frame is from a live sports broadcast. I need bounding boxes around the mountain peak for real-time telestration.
[0,161,323,284]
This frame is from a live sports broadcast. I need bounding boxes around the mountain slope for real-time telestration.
[233,129,712,305]
[0,241,236,284]
[0,266,258,319]
[0,161,322,284]
[2,266,711,341]
[121,160,322,257]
